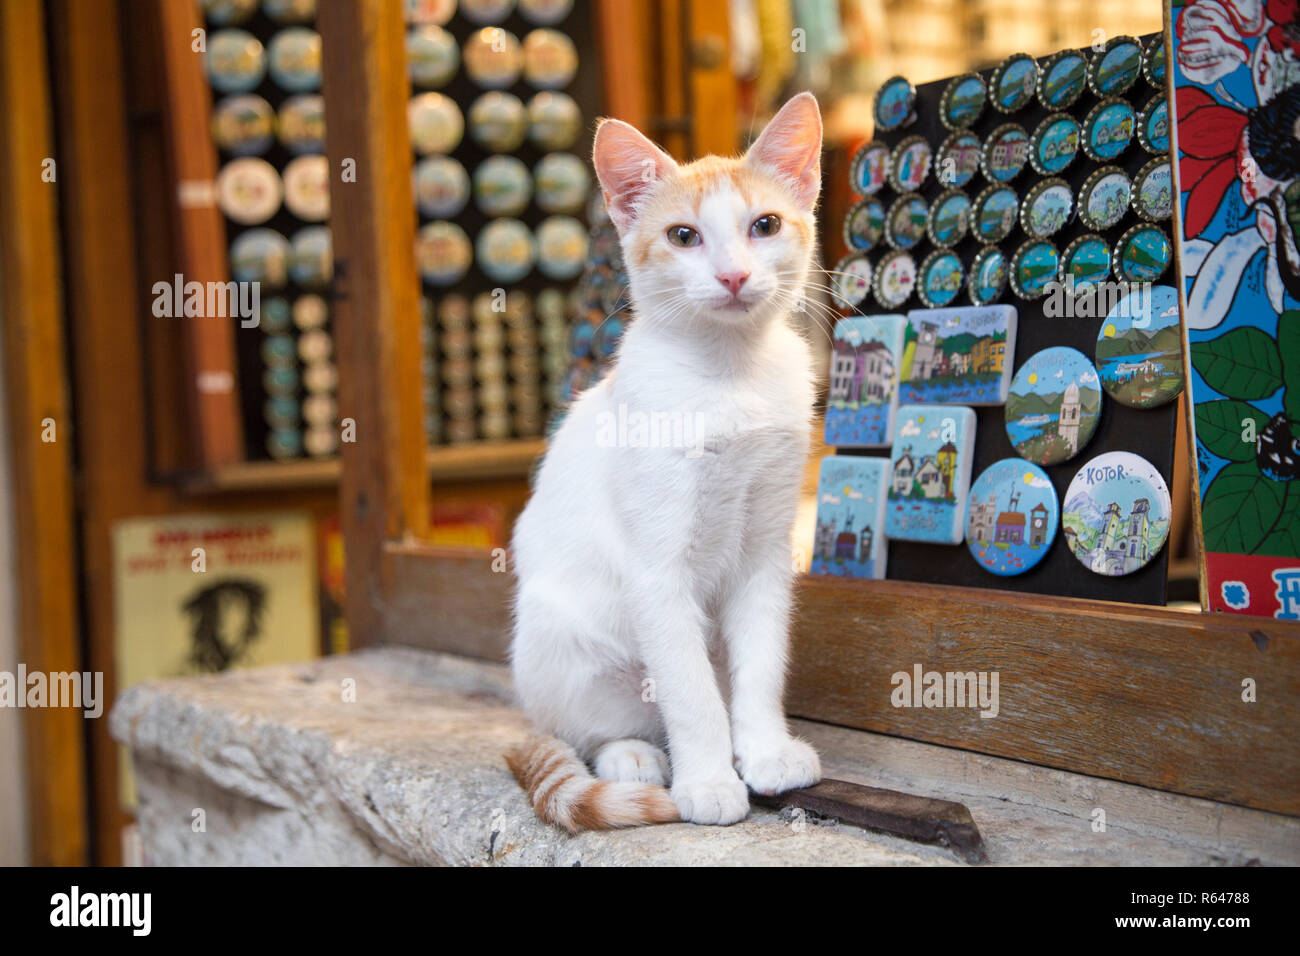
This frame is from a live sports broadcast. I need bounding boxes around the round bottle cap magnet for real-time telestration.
[416,220,473,285]
[873,76,916,132]
[289,226,333,288]
[926,189,971,247]
[1064,451,1170,576]
[267,429,304,460]
[302,361,337,392]
[1116,223,1172,282]
[263,396,299,431]
[520,0,573,25]
[1062,233,1112,291]
[1082,97,1136,162]
[477,218,536,283]
[303,393,337,427]
[267,27,322,93]
[1132,158,1173,221]
[262,364,299,398]
[292,293,328,330]
[936,131,981,189]
[282,154,330,221]
[1088,35,1143,97]
[1078,165,1132,231]
[205,29,266,94]
[1036,49,1088,110]
[990,53,1039,113]
[534,152,590,214]
[461,0,516,26]
[468,91,528,152]
[212,94,275,156]
[939,73,987,130]
[1020,178,1074,239]
[277,94,326,154]
[297,328,333,364]
[830,253,873,310]
[230,228,290,288]
[981,123,1030,183]
[259,296,292,333]
[217,157,282,225]
[204,0,259,26]
[414,155,471,218]
[1096,284,1184,409]
[463,27,523,89]
[473,155,532,216]
[885,193,928,251]
[1009,239,1060,300]
[972,184,1019,243]
[527,91,582,150]
[407,25,460,89]
[888,135,932,192]
[849,141,890,196]
[260,334,296,369]
[1005,346,1102,465]
[918,249,964,308]
[1137,95,1170,155]
[408,92,465,154]
[965,458,1059,576]
[523,29,579,89]
[843,197,885,252]
[264,0,318,25]
[536,215,588,280]
[304,425,338,457]
[1029,112,1081,176]
[969,245,1008,305]
[1143,35,1167,88]
[873,251,916,309]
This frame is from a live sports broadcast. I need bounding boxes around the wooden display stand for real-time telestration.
[323,2,1300,818]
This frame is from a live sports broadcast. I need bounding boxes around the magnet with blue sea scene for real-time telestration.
[1116,224,1171,282]
[844,197,886,252]
[230,228,290,288]
[849,141,889,196]
[1142,34,1167,88]
[1005,346,1101,466]
[926,189,971,248]
[1029,112,1081,176]
[888,136,931,193]
[824,314,907,448]
[885,193,928,251]
[1137,95,1170,155]
[884,404,978,545]
[981,123,1030,183]
[1063,451,1170,576]
[873,76,916,132]
[1020,178,1073,239]
[1131,158,1172,221]
[1036,49,1088,110]
[874,252,916,310]
[407,25,459,89]
[936,131,981,189]
[939,73,986,130]
[965,458,1058,576]
[1009,239,1060,300]
[1082,97,1135,162]
[969,246,1008,305]
[1078,165,1132,231]
[918,250,965,308]
[972,184,1019,243]
[1089,35,1142,96]
[1095,284,1184,409]
[478,218,537,283]
[830,253,873,311]
[288,226,332,288]
[990,53,1038,114]
[1061,234,1112,291]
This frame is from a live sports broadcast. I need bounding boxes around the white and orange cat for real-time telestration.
[507,93,824,831]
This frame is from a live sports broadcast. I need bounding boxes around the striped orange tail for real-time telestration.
[504,736,679,833]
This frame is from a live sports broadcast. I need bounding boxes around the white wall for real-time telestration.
[0,277,31,866]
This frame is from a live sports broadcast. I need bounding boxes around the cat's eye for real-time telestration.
[666,225,701,247]
[750,214,782,238]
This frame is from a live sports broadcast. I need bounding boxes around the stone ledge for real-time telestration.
[110,648,1300,866]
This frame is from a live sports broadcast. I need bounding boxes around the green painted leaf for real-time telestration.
[1201,461,1286,554]
[1194,400,1270,462]
[1190,327,1283,401]
[1259,483,1300,558]
[1280,311,1300,422]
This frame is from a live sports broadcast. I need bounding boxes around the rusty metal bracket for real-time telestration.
[753,778,989,865]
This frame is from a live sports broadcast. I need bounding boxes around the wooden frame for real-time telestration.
[0,0,90,866]
[323,3,1300,818]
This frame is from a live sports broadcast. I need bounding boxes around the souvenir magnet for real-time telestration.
[266,28,322,93]
[885,193,928,251]
[277,94,326,154]
[212,94,274,156]
[477,218,536,283]
[293,293,328,331]
[1009,239,1060,300]
[217,157,282,224]
[408,93,464,154]
[203,0,258,26]
[468,92,529,152]
[1082,97,1135,162]
[901,304,1017,405]
[1029,112,1081,176]
[873,76,916,132]
[1137,95,1170,155]
[264,0,317,24]
[230,228,290,287]
[1115,224,1171,282]
[874,252,916,310]
[288,226,332,288]
[824,315,906,448]
[1036,49,1088,110]
[473,155,532,216]
[1131,158,1173,222]
[917,250,965,308]
[416,220,473,285]
[936,131,981,189]
[407,25,460,89]
[520,0,573,25]
[1019,178,1073,239]
[849,141,890,196]
[1096,284,1184,409]
[206,29,265,94]
[888,136,932,193]
[969,245,1008,306]
[523,29,578,89]
[259,296,292,333]
[414,155,471,218]
[843,197,886,252]
[965,458,1058,576]
[536,216,588,280]
[1088,35,1142,97]
[939,73,986,131]
[282,154,330,221]
[830,253,873,311]
[926,189,971,248]
[1078,165,1132,231]
[461,0,515,26]
[885,404,977,545]
[811,456,891,579]
[981,123,1030,183]
[534,152,591,214]
[1142,35,1167,88]
[1005,346,1101,465]
[990,53,1038,113]
[527,91,582,150]
[1061,233,1112,291]
[1063,451,1170,576]
[463,27,523,89]
[972,184,1019,243]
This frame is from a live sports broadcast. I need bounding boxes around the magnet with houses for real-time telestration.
[990,53,1038,114]
[981,123,1030,183]
[1004,346,1101,466]
[900,304,1017,405]
[964,458,1058,576]
[1131,158,1173,221]
[843,197,885,252]
[849,141,889,196]
[939,73,987,131]
[888,136,932,192]
[972,183,1019,243]
[1009,239,1060,300]
[830,253,873,311]
[1063,451,1170,576]
[1143,34,1167,88]
[1061,233,1113,291]
[1115,224,1171,282]
[969,245,1008,306]
[917,250,965,308]
[1078,166,1132,231]
[1137,95,1170,155]
[873,251,916,310]
[1088,35,1143,97]
[884,404,978,545]
[277,94,326,155]
[1029,112,1081,176]
[212,94,275,156]
[885,193,928,251]
[873,76,916,132]
[810,455,891,579]
[1082,97,1136,162]
[823,314,907,448]
[1036,49,1088,110]
[1095,284,1184,409]
[1019,178,1074,239]
[936,131,981,189]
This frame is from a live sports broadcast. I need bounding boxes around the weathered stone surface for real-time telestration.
[110,648,1300,866]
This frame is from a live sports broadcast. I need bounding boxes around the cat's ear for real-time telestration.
[746,92,822,210]
[593,118,677,233]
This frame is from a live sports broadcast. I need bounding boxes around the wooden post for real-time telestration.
[0,0,89,866]
[319,0,429,646]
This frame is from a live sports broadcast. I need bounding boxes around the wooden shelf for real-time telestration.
[181,438,546,494]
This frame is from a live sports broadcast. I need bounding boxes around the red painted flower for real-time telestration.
[1266,0,1300,56]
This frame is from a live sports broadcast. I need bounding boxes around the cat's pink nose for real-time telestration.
[715,272,750,297]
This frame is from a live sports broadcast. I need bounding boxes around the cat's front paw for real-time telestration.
[670,773,749,825]
[736,736,821,796]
